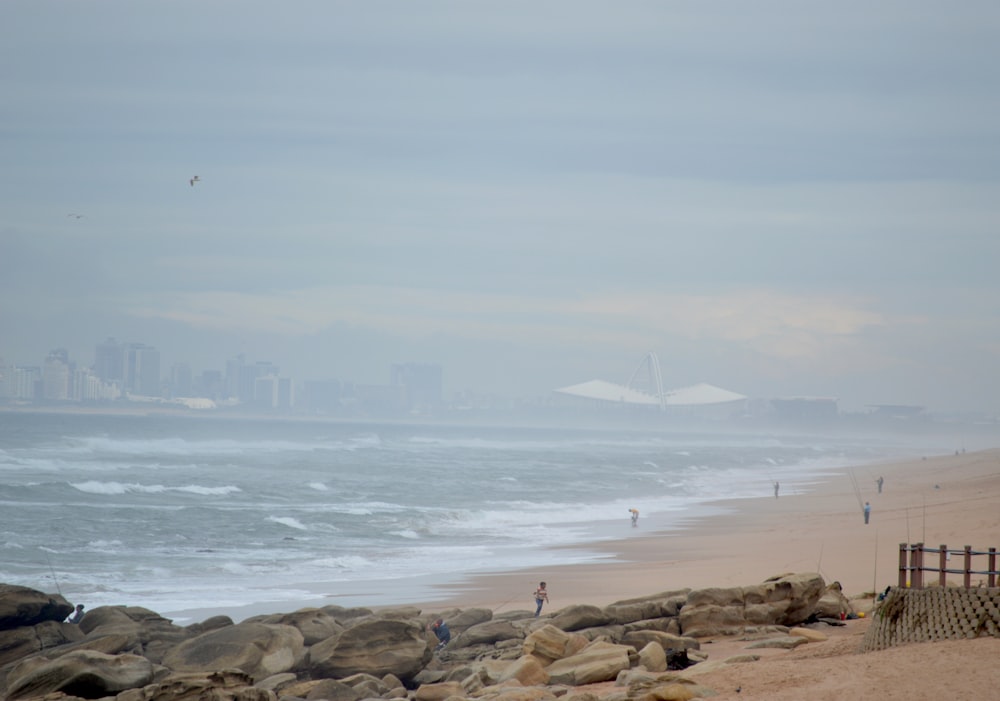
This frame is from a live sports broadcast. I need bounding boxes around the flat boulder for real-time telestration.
[544,640,633,686]
[745,635,808,650]
[5,649,153,700]
[621,630,699,653]
[162,621,304,680]
[454,619,521,647]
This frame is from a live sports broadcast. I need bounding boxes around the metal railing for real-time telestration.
[898,543,999,589]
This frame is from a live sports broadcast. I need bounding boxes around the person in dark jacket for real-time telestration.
[429,618,450,651]
[68,604,85,624]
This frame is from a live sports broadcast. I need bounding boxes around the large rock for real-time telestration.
[0,620,83,666]
[308,618,431,682]
[77,605,191,656]
[543,640,633,686]
[439,607,493,635]
[606,590,690,622]
[0,585,74,630]
[549,605,612,632]
[636,641,666,672]
[257,607,344,645]
[162,621,304,680]
[454,619,522,647]
[496,654,550,686]
[814,581,852,618]
[621,630,699,653]
[522,624,588,664]
[5,649,153,700]
[679,573,825,637]
[123,669,271,701]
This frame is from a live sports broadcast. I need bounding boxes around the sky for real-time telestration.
[2,1,999,414]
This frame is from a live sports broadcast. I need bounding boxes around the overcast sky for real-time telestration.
[2,1,999,413]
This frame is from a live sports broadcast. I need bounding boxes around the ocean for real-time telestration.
[0,411,952,623]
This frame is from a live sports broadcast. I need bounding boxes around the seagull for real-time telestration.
[190,175,201,187]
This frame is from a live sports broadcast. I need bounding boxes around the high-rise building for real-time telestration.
[42,349,71,400]
[390,363,443,411]
[169,362,193,397]
[94,337,125,384]
[124,343,161,397]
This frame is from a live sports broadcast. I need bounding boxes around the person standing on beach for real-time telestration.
[877,476,884,494]
[629,508,639,526]
[773,481,780,498]
[864,501,871,524]
[533,581,549,617]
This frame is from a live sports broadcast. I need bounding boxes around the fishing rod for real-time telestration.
[872,530,879,596]
[44,552,63,597]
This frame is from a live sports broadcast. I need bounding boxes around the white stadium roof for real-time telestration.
[554,380,746,406]
[553,379,661,405]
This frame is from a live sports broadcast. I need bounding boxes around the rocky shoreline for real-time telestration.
[0,573,867,701]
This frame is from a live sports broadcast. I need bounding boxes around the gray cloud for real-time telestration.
[2,1,1000,412]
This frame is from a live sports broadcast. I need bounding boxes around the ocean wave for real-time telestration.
[268,516,308,530]
[70,481,241,496]
[391,529,421,539]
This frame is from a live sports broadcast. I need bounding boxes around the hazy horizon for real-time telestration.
[3,2,999,414]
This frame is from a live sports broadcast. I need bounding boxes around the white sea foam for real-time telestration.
[268,516,308,530]
[308,482,329,491]
[70,481,240,496]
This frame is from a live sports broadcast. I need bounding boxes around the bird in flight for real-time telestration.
[67,213,83,219]
[190,175,201,187]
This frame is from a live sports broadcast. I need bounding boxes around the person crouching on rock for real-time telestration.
[429,618,450,651]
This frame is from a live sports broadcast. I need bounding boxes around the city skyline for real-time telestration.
[3,3,1000,415]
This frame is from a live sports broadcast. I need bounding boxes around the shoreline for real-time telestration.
[409,447,1000,616]
[165,446,1000,623]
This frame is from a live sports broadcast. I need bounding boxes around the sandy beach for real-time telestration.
[406,447,1000,699]
[416,447,1000,614]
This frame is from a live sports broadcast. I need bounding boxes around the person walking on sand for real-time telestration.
[864,501,871,525]
[533,581,549,617]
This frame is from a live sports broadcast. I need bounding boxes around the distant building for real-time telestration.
[552,352,747,419]
[301,379,342,413]
[124,343,161,397]
[94,337,125,385]
[866,404,925,420]
[253,375,294,410]
[167,362,192,397]
[390,363,443,412]
[769,396,839,421]
[42,349,71,400]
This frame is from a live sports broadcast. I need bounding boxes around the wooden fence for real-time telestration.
[898,543,999,589]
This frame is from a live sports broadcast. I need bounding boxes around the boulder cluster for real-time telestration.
[0,573,853,701]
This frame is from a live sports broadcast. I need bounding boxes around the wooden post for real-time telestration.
[989,548,997,588]
[939,544,948,587]
[912,543,925,589]
[899,543,909,587]
[964,545,973,588]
